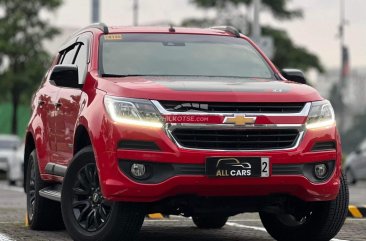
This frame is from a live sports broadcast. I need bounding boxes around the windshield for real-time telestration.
[99,34,273,79]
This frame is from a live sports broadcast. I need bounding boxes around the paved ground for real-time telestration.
[349,181,366,206]
[0,181,365,241]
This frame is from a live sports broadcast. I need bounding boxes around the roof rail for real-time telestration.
[58,23,109,52]
[210,26,241,38]
[83,22,109,34]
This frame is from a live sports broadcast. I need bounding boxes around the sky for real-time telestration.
[46,0,366,70]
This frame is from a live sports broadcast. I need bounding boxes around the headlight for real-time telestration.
[306,100,335,129]
[104,96,164,128]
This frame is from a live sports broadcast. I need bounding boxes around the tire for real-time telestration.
[192,215,228,229]
[345,168,357,185]
[61,146,146,241]
[260,173,349,241]
[25,150,64,230]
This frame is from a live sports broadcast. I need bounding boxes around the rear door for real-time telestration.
[34,64,61,165]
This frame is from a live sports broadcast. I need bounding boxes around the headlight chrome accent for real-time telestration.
[306,100,335,130]
[104,96,164,128]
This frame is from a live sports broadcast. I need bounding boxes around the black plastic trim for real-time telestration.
[311,141,336,151]
[303,160,335,183]
[272,164,303,175]
[273,160,335,183]
[119,160,335,184]
[118,140,161,151]
[171,128,300,150]
[119,160,204,184]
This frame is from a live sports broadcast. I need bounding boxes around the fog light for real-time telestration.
[131,163,146,178]
[314,163,328,179]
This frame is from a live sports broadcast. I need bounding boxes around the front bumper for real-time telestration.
[94,118,342,203]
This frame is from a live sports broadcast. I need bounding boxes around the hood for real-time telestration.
[96,75,322,103]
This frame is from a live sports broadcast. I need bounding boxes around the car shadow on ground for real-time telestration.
[139,225,271,241]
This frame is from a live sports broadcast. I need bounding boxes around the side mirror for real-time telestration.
[281,69,307,84]
[50,64,81,88]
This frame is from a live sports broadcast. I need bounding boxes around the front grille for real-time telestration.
[171,128,300,150]
[159,101,305,113]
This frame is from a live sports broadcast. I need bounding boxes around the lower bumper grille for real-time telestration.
[118,160,335,184]
[171,128,300,150]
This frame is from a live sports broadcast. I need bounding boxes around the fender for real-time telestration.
[74,88,109,172]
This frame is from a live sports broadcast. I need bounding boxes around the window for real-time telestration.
[100,34,273,79]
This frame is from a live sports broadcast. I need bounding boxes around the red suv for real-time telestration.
[24,24,348,241]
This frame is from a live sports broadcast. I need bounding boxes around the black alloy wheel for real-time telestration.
[61,146,146,241]
[71,163,112,232]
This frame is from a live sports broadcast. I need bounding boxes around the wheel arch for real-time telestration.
[73,124,92,155]
[24,131,36,192]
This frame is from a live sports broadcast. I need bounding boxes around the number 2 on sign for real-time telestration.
[261,158,269,177]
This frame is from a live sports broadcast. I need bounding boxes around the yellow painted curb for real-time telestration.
[348,205,365,218]
[25,212,29,227]
[148,213,164,219]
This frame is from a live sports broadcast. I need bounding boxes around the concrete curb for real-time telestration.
[348,205,366,218]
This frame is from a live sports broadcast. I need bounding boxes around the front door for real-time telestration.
[54,34,90,165]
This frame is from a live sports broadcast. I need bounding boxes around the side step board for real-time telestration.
[39,184,62,202]
[39,163,65,202]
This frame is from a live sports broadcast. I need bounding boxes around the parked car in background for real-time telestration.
[0,135,22,185]
[344,139,366,184]
[9,142,25,185]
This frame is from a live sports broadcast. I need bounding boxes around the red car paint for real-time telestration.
[25,26,341,203]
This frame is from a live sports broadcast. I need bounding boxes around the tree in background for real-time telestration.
[183,0,324,72]
[262,26,323,72]
[0,0,62,135]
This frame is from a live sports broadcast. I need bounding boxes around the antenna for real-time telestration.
[169,25,176,33]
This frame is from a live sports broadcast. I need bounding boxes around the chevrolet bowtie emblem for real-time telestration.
[223,115,256,125]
